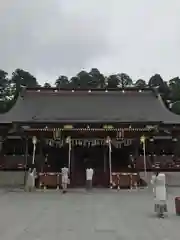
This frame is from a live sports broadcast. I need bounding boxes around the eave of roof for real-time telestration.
[0,87,180,125]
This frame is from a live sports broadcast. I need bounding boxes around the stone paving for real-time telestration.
[0,187,179,240]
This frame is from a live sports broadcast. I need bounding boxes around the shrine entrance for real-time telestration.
[37,135,136,189]
[41,139,69,172]
[111,139,134,172]
[71,139,109,187]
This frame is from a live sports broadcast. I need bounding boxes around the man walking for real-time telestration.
[86,167,94,190]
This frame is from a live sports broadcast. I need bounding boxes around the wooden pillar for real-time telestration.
[149,138,155,164]
[134,138,139,160]
[0,136,3,154]
[103,146,107,173]
[133,137,141,170]
[70,146,75,187]
[23,136,28,186]
[172,137,179,160]
[103,145,108,187]
[39,134,44,172]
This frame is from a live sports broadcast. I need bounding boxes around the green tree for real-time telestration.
[171,101,180,115]
[89,68,106,88]
[11,69,38,91]
[0,70,9,101]
[76,71,93,88]
[69,76,79,88]
[148,74,170,100]
[148,74,168,92]
[68,71,95,89]
[0,70,11,112]
[55,75,69,89]
[134,79,147,87]
[148,74,163,87]
[117,73,133,88]
[107,75,119,88]
[44,82,51,88]
[0,69,19,113]
[169,77,180,101]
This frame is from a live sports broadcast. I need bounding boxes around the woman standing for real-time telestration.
[151,172,168,218]
[61,165,69,193]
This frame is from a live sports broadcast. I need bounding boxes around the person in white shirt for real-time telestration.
[26,167,36,192]
[61,166,69,193]
[86,167,94,190]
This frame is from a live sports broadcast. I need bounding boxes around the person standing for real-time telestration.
[86,167,94,190]
[151,172,168,218]
[26,167,36,192]
[151,172,157,196]
[61,165,69,193]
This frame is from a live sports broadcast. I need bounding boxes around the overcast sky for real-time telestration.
[0,0,180,84]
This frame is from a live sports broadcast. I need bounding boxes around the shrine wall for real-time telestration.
[0,171,24,187]
[140,171,180,187]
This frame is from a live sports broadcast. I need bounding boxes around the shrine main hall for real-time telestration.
[0,87,180,189]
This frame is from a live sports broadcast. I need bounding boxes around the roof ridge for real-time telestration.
[25,87,152,92]
[0,86,179,124]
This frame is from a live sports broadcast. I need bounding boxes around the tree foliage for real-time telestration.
[55,75,69,89]
[107,75,119,88]
[44,82,51,88]
[0,70,9,101]
[1,67,180,115]
[89,68,106,88]
[134,79,147,87]
[76,71,93,89]
[11,69,38,90]
[148,74,169,93]
[171,101,180,115]
[117,73,133,88]
[169,77,180,101]
[148,74,170,101]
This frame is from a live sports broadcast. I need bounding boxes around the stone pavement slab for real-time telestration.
[0,188,179,240]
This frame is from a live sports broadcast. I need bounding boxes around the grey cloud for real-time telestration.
[0,0,111,79]
[0,0,180,84]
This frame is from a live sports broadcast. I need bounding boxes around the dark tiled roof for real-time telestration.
[0,88,180,124]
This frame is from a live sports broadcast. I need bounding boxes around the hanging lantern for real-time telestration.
[64,125,73,129]
[32,136,37,145]
[66,136,71,144]
[140,135,146,144]
[106,136,111,144]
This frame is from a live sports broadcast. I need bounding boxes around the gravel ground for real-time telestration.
[0,187,179,240]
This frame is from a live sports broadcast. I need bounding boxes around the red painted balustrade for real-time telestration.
[38,172,61,189]
[38,170,109,189]
[111,172,140,189]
